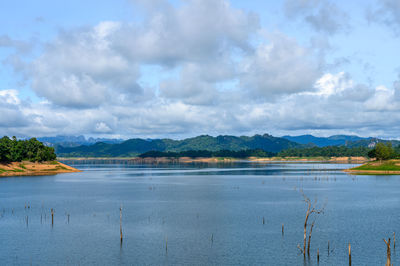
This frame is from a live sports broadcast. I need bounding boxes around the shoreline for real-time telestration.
[343,169,400,175]
[58,156,369,164]
[343,159,400,175]
[0,161,81,177]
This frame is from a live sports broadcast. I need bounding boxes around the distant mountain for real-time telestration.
[56,134,300,157]
[38,135,124,147]
[282,134,399,148]
[282,135,366,147]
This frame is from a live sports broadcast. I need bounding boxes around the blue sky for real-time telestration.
[0,0,400,139]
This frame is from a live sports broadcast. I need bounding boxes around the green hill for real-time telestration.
[56,134,300,157]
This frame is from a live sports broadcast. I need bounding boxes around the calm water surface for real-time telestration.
[0,162,399,265]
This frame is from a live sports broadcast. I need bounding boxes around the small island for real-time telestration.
[0,136,80,177]
[345,142,400,174]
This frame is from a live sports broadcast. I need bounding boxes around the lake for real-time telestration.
[0,161,399,265]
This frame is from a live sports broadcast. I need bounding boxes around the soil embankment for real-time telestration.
[0,161,81,177]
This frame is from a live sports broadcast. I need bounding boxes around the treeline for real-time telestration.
[0,136,57,163]
[277,146,371,158]
[139,145,396,159]
[368,142,400,160]
[139,149,276,158]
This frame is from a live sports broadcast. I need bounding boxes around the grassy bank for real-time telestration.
[0,161,81,177]
[345,159,400,174]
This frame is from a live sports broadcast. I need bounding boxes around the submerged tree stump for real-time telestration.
[120,205,123,245]
[383,238,391,266]
[51,208,54,227]
[348,243,351,266]
[298,192,325,257]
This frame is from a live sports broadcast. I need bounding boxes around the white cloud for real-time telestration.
[0,90,21,105]
[313,72,353,96]
[240,33,320,96]
[2,0,400,139]
[364,85,398,111]
[29,21,142,108]
[115,0,259,65]
[95,122,112,133]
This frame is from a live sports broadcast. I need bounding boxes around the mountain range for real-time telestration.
[282,134,371,147]
[55,134,299,157]
[37,135,124,147]
[49,133,399,157]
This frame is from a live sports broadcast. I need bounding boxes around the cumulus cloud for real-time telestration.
[240,33,320,96]
[364,85,397,111]
[22,0,259,109]
[117,0,259,65]
[29,21,143,108]
[284,0,350,35]
[2,0,400,139]
[2,69,400,140]
[0,90,29,128]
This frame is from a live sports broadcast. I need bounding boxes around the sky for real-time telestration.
[0,0,400,139]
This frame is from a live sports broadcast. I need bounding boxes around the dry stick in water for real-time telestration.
[51,208,54,227]
[394,232,396,249]
[383,238,391,266]
[348,243,351,266]
[282,224,284,236]
[307,220,316,255]
[299,192,325,257]
[120,205,123,245]
[317,248,319,263]
[328,241,330,256]
[262,217,265,225]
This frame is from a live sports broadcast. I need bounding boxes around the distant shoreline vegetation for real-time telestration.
[277,146,371,158]
[61,146,385,159]
[0,136,56,163]
[58,143,400,159]
[138,149,276,159]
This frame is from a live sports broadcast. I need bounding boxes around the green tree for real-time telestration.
[374,142,394,161]
[0,136,12,162]
[0,137,56,163]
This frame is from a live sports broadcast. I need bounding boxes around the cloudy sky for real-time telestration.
[0,0,399,139]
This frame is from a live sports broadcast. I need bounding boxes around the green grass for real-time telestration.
[352,160,400,171]
[19,164,26,169]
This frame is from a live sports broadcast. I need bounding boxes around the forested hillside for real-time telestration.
[56,134,300,157]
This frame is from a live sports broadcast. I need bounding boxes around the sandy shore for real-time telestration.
[0,161,81,177]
